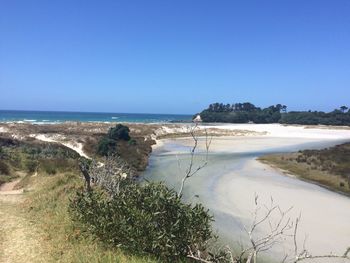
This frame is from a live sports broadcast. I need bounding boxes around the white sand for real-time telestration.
[145,124,350,262]
[214,158,350,259]
[198,123,350,139]
[33,134,90,159]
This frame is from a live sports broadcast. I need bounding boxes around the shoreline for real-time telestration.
[258,157,350,198]
[144,130,350,258]
[2,121,350,173]
[257,143,350,197]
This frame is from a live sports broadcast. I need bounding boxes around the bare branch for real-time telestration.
[178,123,211,197]
[81,155,134,196]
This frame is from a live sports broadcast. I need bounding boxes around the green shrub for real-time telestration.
[0,160,10,175]
[70,181,214,260]
[128,139,137,146]
[45,166,57,175]
[108,124,130,141]
[97,137,117,156]
[42,162,57,175]
[96,124,132,156]
[25,159,38,173]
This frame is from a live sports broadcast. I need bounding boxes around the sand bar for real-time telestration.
[144,124,350,262]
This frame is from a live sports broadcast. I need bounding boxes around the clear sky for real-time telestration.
[1,0,349,114]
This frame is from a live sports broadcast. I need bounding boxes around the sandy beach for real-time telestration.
[145,123,350,262]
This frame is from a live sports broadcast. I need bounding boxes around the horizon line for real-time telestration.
[0,109,194,116]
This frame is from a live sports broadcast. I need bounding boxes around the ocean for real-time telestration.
[0,110,192,124]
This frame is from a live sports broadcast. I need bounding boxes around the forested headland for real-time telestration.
[197,103,350,125]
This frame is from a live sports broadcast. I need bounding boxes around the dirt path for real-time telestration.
[0,178,46,263]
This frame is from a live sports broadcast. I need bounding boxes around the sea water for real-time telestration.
[0,110,192,124]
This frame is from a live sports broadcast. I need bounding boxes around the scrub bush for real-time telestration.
[70,180,214,260]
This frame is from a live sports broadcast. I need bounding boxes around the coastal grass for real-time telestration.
[0,172,18,186]
[259,153,350,195]
[0,160,19,186]
[22,172,159,263]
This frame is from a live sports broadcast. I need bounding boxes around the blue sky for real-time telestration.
[1,0,349,114]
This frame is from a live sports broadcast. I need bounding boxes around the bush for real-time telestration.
[97,137,117,156]
[108,124,130,141]
[97,124,131,156]
[25,159,38,173]
[0,160,10,175]
[42,162,57,175]
[128,139,137,146]
[45,166,57,175]
[70,181,214,260]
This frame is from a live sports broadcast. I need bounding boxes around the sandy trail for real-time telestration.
[0,179,23,194]
[0,177,46,263]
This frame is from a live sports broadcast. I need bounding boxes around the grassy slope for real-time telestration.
[259,143,350,195]
[20,172,159,263]
[0,160,18,186]
[0,134,158,262]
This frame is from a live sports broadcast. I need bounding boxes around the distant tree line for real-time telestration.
[197,103,350,126]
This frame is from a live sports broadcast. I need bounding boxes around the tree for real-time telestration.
[282,105,287,113]
[97,124,132,156]
[97,137,116,156]
[108,124,130,141]
[340,106,348,113]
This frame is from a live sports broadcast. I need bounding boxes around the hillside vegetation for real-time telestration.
[0,126,225,262]
[197,102,350,125]
[69,124,225,262]
[259,142,350,195]
[0,136,157,262]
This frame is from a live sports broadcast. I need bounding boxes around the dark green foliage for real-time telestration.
[128,139,137,146]
[97,137,117,156]
[39,158,78,175]
[198,102,283,123]
[2,137,79,171]
[22,143,79,159]
[70,181,214,260]
[42,161,57,175]
[25,159,38,173]
[0,136,19,147]
[97,124,131,156]
[198,103,350,126]
[108,124,130,141]
[0,160,10,175]
[279,109,350,126]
